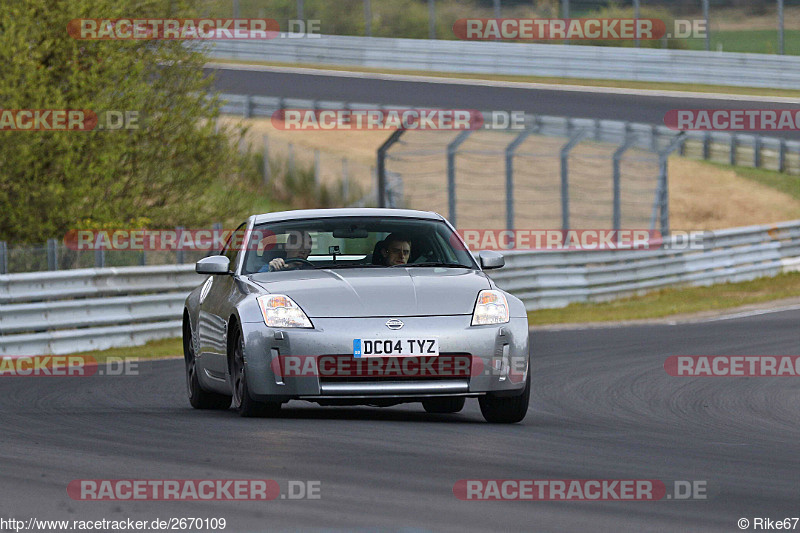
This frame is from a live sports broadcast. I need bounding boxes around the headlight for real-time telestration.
[257,294,313,328]
[471,290,509,325]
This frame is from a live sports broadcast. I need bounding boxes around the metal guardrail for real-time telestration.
[2,221,800,355]
[490,221,800,310]
[206,35,800,90]
[0,265,195,356]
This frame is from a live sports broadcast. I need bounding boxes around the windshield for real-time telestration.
[241,217,477,275]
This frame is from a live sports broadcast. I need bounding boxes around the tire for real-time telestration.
[184,322,231,410]
[231,328,281,418]
[478,370,530,424]
[422,397,466,414]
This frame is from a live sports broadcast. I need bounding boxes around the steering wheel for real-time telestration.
[284,257,315,267]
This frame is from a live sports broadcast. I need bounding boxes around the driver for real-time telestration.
[380,233,412,266]
[260,230,313,272]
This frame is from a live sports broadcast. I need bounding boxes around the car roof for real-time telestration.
[251,208,444,225]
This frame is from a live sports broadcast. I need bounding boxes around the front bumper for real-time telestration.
[239,315,529,401]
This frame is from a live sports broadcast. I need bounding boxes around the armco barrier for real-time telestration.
[0,265,195,356]
[206,35,800,90]
[1,222,799,355]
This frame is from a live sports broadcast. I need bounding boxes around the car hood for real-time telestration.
[249,267,491,317]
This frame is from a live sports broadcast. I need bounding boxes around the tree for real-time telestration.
[0,0,243,244]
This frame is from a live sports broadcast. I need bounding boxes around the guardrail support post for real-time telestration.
[754,136,762,168]
[47,239,58,271]
[377,129,406,208]
[0,241,7,274]
[612,129,637,232]
[560,129,589,231]
[446,130,474,226]
[729,134,737,165]
[243,94,252,119]
[504,125,538,232]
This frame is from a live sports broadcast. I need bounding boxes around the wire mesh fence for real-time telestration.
[383,126,662,232]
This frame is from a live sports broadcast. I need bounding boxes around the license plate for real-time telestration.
[353,338,439,358]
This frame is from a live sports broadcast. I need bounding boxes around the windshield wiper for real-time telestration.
[391,262,473,268]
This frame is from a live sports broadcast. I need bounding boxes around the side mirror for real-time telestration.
[479,250,504,270]
[196,255,231,275]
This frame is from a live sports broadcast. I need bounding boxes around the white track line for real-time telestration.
[206,62,800,103]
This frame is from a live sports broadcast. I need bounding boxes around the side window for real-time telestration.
[222,223,247,269]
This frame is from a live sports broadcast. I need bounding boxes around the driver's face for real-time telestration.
[384,241,411,266]
[285,231,312,259]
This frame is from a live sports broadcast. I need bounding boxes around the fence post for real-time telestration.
[612,129,637,233]
[504,126,537,233]
[176,227,185,265]
[779,139,787,172]
[560,129,589,231]
[0,241,7,274]
[377,129,406,208]
[702,0,710,52]
[363,0,372,36]
[288,143,295,175]
[633,0,641,48]
[779,0,785,55]
[262,135,270,186]
[653,133,686,237]
[47,239,58,271]
[95,248,105,268]
[428,0,436,39]
[729,134,737,165]
[342,158,349,200]
[446,130,473,226]
[702,131,711,160]
[314,149,320,184]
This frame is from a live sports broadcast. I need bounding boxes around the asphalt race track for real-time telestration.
[208,66,800,141]
[1,309,798,532]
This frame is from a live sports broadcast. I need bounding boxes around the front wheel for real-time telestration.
[184,323,231,410]
[478,370,530,424]
[231,328,281,418]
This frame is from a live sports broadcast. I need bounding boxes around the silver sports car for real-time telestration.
[183,208,530,423]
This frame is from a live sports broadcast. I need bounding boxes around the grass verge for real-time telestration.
[68,337,183,363]
[529,272,800,325]
[703,162,800,202]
